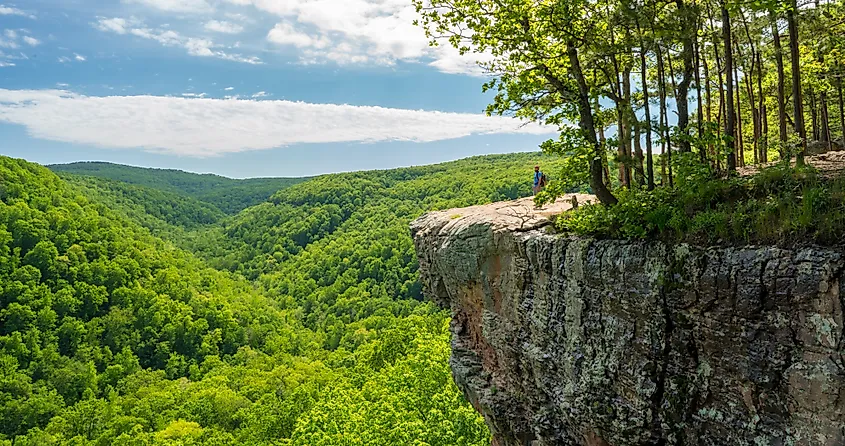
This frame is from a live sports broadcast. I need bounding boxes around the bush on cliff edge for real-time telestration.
[553,155,845,246]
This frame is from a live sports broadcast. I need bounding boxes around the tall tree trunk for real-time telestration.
[771,13,788,150]
[757,53,769,163]
[615,90,630,187]
[708,6,724,171]
[694,20,706,162]
[675,0,695,153]
[740,9,761,165]
[596,96,607,148]
[657,45,673,186]
[623,67,637,185]
[703,39,715,162]
[786,0,807,164]
[666,47,677,185]
[614,65,633,189]
[838,74,845,145]
[722,0,737,172]
[608,26,632,189]
[821,89,832,150]
[633,119,645,186]
[810,88,819,142]
[733,41,744,167]
[567,42,617,205]
[640,44,656,190]
[746,71,759,165]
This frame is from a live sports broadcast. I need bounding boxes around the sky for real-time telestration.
[0,0,559,178]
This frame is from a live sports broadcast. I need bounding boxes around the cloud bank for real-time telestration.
[0,89,556,157]
[88,0,491,75]
[95,17,260,64]
[235,0,488,75]
[204,20,244,34]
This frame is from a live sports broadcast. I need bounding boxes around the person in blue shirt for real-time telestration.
[533,165,546,195]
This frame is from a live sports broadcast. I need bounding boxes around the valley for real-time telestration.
[1,153,562,445]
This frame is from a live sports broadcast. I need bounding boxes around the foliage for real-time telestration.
[555,158,845,245]
[414,0,845,208]
[49,162,307,215]
[58,174,226,230]
[187,154,567,331]
[1,153,557,445]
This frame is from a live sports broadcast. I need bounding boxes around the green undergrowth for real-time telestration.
[554,156,845,246]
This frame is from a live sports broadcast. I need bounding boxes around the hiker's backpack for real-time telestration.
[539,173,547,187]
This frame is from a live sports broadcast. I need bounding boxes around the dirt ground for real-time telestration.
[737,149,845,178]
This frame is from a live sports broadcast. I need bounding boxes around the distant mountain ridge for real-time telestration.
[48,161,308,214]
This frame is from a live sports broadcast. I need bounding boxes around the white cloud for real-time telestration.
[124,0,212,13]
[0,30,18,49]
[0,89,555,157]
[95,17,261,64]
[95,17,131,34]
[0,5,34,19]
[251,91,268,98]
[267,23,330,49]
[233,0,486,75]
[74,53,86,61]
[0,61,14,67]
[1,29,44,53]
[224,12,252,23]
[204,20,244,34]
[0,49,25,62]
[57,56,71,63]
[224,86,234,91]
[182,92,207,97]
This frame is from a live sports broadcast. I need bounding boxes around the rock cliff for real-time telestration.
[411,196,845,446]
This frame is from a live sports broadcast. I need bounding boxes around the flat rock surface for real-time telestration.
[416,193,596,233]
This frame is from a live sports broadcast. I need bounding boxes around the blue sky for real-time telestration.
[0,0,557,178]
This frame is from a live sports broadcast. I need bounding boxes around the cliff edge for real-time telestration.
[411,196,845,446]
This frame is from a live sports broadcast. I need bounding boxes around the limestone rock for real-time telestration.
[411,197,845,446]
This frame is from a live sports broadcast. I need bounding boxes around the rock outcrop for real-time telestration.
[411,196,845,446]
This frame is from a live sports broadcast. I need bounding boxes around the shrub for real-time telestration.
[554,162,845,246]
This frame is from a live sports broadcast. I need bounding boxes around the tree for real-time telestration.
[787,0,808,163]
[413,0,618,205]
[722,0,738,172]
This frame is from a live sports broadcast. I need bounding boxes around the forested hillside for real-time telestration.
[2,153,558,445]
[49,162,306,215]
[58,175,226,230]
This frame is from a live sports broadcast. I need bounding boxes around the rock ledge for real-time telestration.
[412,197,845,446]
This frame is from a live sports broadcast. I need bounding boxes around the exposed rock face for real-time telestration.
[411,197,845,446]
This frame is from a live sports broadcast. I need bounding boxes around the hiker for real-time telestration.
[532,165,546,195]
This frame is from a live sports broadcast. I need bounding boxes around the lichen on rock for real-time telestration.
[411,197,845,446]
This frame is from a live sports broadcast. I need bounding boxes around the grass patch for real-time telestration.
[554,161,845,246]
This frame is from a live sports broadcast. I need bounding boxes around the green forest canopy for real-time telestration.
[49,162,308,215]
[2,152,561,445]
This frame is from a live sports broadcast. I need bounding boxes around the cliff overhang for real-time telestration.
[411,196,845,446]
